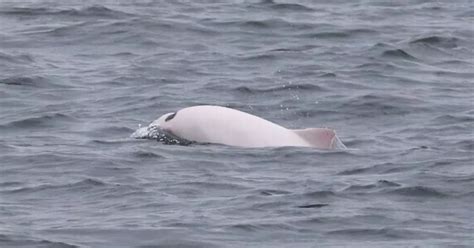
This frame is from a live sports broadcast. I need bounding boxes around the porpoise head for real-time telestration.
[147,111,193,145]
[150,111,177,129]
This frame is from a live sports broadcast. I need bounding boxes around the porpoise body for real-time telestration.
[146,105,345,149]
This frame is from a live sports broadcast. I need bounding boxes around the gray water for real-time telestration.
[1,0,473,247]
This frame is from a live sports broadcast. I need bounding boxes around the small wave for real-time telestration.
[377,180,401,187]
[239,19,274,29]
[382,48,418,60]
[327,228,399,239]
[387,186,448,198]
[4,178,107,194]
[297,203,328,208]
[0,5,130,19]
[300,31,350,39]
[343,180,401,192]
[0,76,51,87]
[76,178,107,186]
[452,140,474,151]
[410,35,459,48]
[227,223,260,232]
[90,126,135,138]
[1,113,74,129]
[0,181,22,188]
[260,189,291,196]
[0,52,35,64]
[269,44,317,53]
[339,93,425,117]
[355,61,398,71]
[326,227,441,240]
[66,5,130,18]
[239,53,277,61]
[434,59,472,68]
[90,139,135,145]
[224,222,295,233]
[369,42,419,61]
[179,181,250,192]
[0,234,78,248]
[338,162,410,175]
[206,18,315,32]
[132,150,165,159]
[457,9,474,18]
[302,190,336,198]
[234,83,324,94]
[0,7,51,16]
[209,19,271,29]
[257,0,314,12]
[138,240,219,248]
[270,3,313,12]
[30,21,91,38]
[430,114,474,126]
[300,27,377,39]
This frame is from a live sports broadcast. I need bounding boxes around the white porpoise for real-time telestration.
[147,105,346,149]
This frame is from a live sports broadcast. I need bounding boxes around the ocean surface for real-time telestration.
[1,0,473,247]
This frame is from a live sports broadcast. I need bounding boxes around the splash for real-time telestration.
[131,124,193,146]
